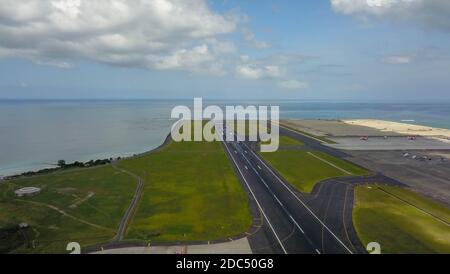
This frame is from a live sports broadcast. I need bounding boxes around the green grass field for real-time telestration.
[353,185,450,254]
[261,135,304,147]
[279,122,336,144]
[259,147,369,193]
[0,165,137,253]
[118,138,252,242]
[1,122,252,252]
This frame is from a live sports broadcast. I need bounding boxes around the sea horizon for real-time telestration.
[1,99,450,177]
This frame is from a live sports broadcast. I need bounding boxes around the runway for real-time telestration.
[219,123,404,254]
[218,125,354,254]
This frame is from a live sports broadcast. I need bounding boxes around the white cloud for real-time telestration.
[278,80,309,90]
[235,53,305,80]
[382,55,412,64]
[236,65,285,79]
[241,27,271,49]
[0,0,238,73]
[331,0,450,31]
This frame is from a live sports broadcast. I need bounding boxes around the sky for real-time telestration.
[0,0,449,101]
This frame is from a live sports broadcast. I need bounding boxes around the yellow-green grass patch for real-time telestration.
[259,150,366,193]
[353,185,450,254]
[117,139,252,242]
[0,165,137,253]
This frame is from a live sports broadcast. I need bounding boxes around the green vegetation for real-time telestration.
[262,135,304,147]
[279,123,336,144]
[0,121,252,253]
[259,149,368,193]
[353,185,450,254]
[118,138,252,242]
[0,165,137,253]
[310,151,369,176]
[7,158,112,179]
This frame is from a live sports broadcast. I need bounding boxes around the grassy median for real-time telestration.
[118,138,252,242]
[353,185,450,254]
[259,140,369,193]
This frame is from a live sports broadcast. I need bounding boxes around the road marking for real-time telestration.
[288,215,304,234]
[257,165,262,170]
[315,249,321,254]
[239,148,322,254]
[222,141,288,254]
[244,165,248,170]
[274,195,283,206]
[245,145,353,254]
[307,152,352,175]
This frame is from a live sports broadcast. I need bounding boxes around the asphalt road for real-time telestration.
[112,163,144,242]
[219,125,354,254]
[219,122,409,254]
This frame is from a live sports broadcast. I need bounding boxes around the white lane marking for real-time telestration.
[244,165,248,170]
[239,148,323,254]
[223,141,288,254]
[273,195,283,206]
[257,165,262,170]
[288,215,304,234]
[245,145,353,254]
[315,249,321,254]
[234,150,237,154]
[307,152,352,175]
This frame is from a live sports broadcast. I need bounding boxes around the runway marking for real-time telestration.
[307,152,352,175]
[315,249,321,254]
[222,141,288,254]
[257,165,262,170]
[288,215,304,234]
[342,184,357,253]
[321,183,337,254]
[274,195,283,206]
[245,145,353,254]
[238,150,320,253]
[244,165,248,170]
[276,122,326,143]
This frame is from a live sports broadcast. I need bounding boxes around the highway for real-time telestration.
[217,125,354,254]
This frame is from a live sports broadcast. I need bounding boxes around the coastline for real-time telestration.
[4,118,450,179]
[343,119,450,142]
[2,133,174,180]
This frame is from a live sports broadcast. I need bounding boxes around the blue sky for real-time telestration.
[0,0,449,101]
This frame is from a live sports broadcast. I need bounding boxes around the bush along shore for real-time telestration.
[4,158,120,180]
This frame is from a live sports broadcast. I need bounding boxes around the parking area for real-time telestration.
[346,150,450,205]
[328,136,450,151]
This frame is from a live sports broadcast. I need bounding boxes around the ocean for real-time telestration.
[1,99,449,176]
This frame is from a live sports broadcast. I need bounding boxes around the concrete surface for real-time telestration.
[327,136,450,151]
[92,238,252,254]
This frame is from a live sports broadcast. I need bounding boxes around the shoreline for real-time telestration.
[4,118,450,179]
[2,133,174,180]
[343,119,450,141]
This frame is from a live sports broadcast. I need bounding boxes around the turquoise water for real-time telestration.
[1,99,449,176]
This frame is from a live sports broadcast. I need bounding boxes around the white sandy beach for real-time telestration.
[343,119,450,142]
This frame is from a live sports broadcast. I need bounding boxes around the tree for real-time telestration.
[57,160,66,168]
